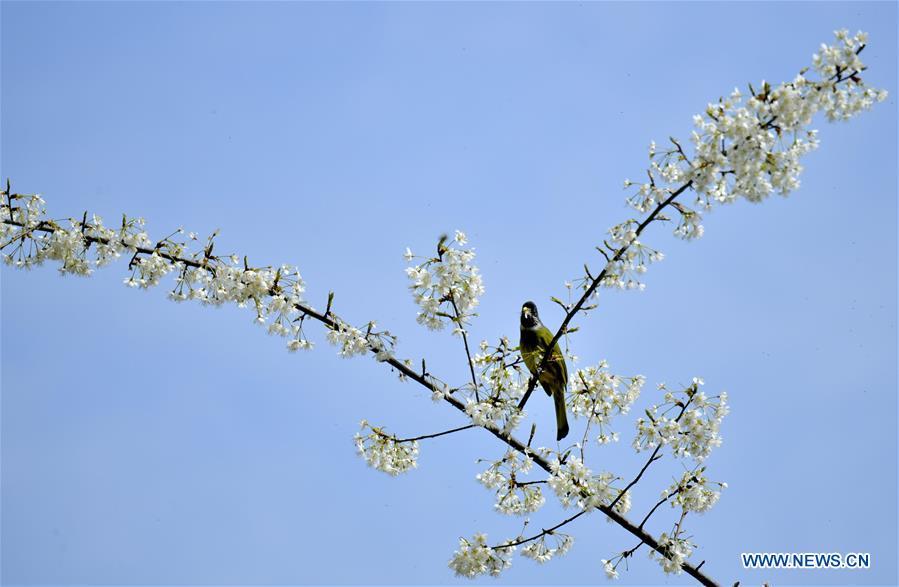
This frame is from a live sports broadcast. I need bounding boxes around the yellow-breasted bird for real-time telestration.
[519,301,569,441]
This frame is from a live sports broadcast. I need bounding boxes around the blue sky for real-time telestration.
[1,1,896,585]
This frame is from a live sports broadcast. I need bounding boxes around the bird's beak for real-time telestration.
[522,307,531,318]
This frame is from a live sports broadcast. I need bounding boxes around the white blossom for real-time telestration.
[476,450,545,515]
[617,28,886,288]
[326,319,370,358]
[569,361,643,442]
[602,559,619,580]
[596,220,665,291]
[462,339,528,431]
[405,232,484,331]
[664,468,725,514]
[41,226,92,276]
[430,383,450,403]
[448,533,515,578]
[465,395,523,433]
[354,421,419,476]
[286,338,314,352]
[131,252,174,287]
[634,379,728,461]
[521,533,573,564]
[547,456,629,513]
[0,195,330,355]
[650,532,695,575]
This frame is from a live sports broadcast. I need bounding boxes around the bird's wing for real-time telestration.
[520,335,539,374]
[536,326,565,365]
[534,326,567,395]
[558,341,568,387]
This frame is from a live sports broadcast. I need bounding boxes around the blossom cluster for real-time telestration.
[1,195,151,274]
[812,30,887,119]
[597,30,887,300]
[651,532,695,575]
[325,319,371,358]
[0,193,404,361]
[633,378,728,461]
[602,558,620,580]
[521,532,574,564]
[569,361,644,444]
[404,231,485,332]
[476,450,545,515]
[464,395,524,434]
[663,468,726,514]
[604,523,698,578]
[460,337,529,431]
[39,221,101,275]
[547,455,630,513]
[625,30,886,243]
[599,219,666,291]
[353,421,420,476]
[168,257,303,320]
[474,338,526,397]
[448,533,516,578]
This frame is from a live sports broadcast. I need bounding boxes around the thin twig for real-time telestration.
[609,392,695,511]
[449,293,480,402]
[391,424,476,444]
[493,509,588,550]
[640,487,681,530]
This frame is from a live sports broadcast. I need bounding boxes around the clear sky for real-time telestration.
[1,2,896,585]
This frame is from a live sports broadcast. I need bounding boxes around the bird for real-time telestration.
[519,301,569,441]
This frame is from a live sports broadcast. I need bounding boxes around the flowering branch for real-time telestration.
[1,29,886,587]
[608,382,696,511]
[518,31,886,416]
[0,198,720,583]
[497,510,586,550]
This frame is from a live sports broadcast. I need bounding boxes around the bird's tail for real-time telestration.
[554,388,569,441]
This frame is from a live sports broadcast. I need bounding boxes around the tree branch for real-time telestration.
[0,211,721,587]
[493,509,588,550]
[609,392,695,511]
[449,293,481,401]
[389,424,476,444]
[639,482,687,530]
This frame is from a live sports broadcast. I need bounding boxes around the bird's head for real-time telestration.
[520,301,540,330]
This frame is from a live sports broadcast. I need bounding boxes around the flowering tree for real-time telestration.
[0,31,886,586]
